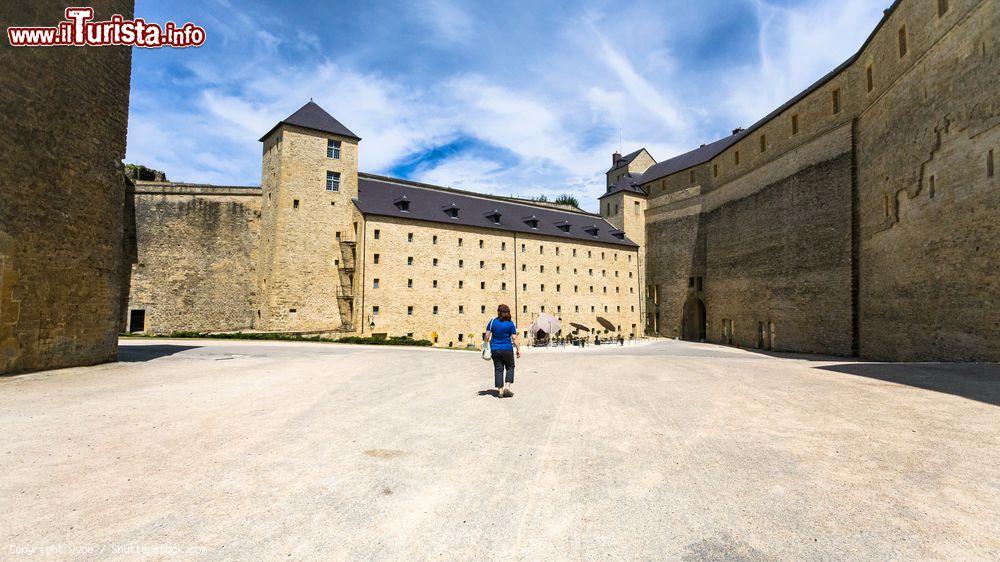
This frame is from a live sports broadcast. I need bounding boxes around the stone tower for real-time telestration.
[601,149,653,333]
[256,101,361,332]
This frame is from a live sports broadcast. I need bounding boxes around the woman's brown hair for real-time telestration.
[497,304,512,322]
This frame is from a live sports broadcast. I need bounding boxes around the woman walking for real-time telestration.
[485,304,520,398]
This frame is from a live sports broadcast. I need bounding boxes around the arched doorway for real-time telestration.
[682,296,706,342]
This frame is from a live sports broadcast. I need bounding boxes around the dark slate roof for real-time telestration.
[634,135,741,185]
[259,101,361,142]
[636,0,903,186]
[354,174,637,248]
[605,148,647,173]
[599,172,647,199]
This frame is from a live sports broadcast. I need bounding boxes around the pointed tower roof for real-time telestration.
[259,100,361,142]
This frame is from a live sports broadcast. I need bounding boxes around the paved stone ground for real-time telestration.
[1,339,998,560]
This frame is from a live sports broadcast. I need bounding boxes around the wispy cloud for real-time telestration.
[126,0,886,211]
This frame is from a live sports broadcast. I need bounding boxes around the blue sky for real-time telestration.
[126,0,887,211]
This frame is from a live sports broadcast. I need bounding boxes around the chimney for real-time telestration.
[612,151,621,166]
[732,127,745,136]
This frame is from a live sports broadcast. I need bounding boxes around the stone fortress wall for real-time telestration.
[0,1,134,374]
[126,184,261,333]
[634,0,998,361]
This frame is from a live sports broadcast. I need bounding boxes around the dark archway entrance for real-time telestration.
[682,296,706,342]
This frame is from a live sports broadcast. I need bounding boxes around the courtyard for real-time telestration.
[1,338,998,560]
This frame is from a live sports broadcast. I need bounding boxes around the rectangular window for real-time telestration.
[759,134,767,153]
[713,163,719,177]
[433,258,438,266]
[433,280,438,288]
[791,114,799,135]
[373,253,379,264]
[293,199,300,209]
[521,243,526,253]
[689,169,696,184]
[938,0,948,16]
[458,259,464,268]
[407,306,413,316]
[832,88,841,114]
[373,229,380,240]
[481,305,486,313]
[373,278,380,288]
[458,280,464,288]
[501,242,506,251]
[327,139,341,159]
[459,305,464,314]
[407,278,413,288]
[433,306,438,315]
[480,281,485,289]
[479,260,484,269]
[479,239,484,248]
[372,306,379,316]
[433,235,438,245]
[502,282,507,290]
[458,237,463,247]
[634,201,640,213]
[326,171,341,191]
[866,65,874,92]
[734,150,740,165]
[129,309,145,332]
[898,26,907,57]
[988,150,995,177]
[407,232,413,242]
[407,256,413,266]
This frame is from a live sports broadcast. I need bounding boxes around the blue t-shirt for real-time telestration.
[487,318,516,351]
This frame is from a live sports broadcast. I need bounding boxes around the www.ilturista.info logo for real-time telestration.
[6,7,205,48]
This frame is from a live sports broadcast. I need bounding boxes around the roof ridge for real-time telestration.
[358,172,601,218]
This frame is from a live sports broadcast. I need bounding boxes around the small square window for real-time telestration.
[327,139,341,159]
[326,171,341,191]
[372,306,380,316]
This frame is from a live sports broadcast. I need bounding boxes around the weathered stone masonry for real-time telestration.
[627,0,998,361]
[1,1,134,374]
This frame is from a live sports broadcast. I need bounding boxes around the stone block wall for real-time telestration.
[127,184,261,333]
[0,1,134,374]
[856,0,999,361]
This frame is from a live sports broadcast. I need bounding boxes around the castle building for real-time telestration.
[127,102,643,348]
[126,0,997,361]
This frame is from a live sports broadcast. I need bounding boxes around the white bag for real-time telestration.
[482,319,493,360]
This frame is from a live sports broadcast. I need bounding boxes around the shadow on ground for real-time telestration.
[117,344,201,363]
[817,362,1000,406]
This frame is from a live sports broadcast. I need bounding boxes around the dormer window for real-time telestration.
[610,229,626,240]
[523,215,539,229]
[554,220,571,233]
[584,225,599,237]
[443,203,460,219]
[393,196,410,212]
[485,210,502,225]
